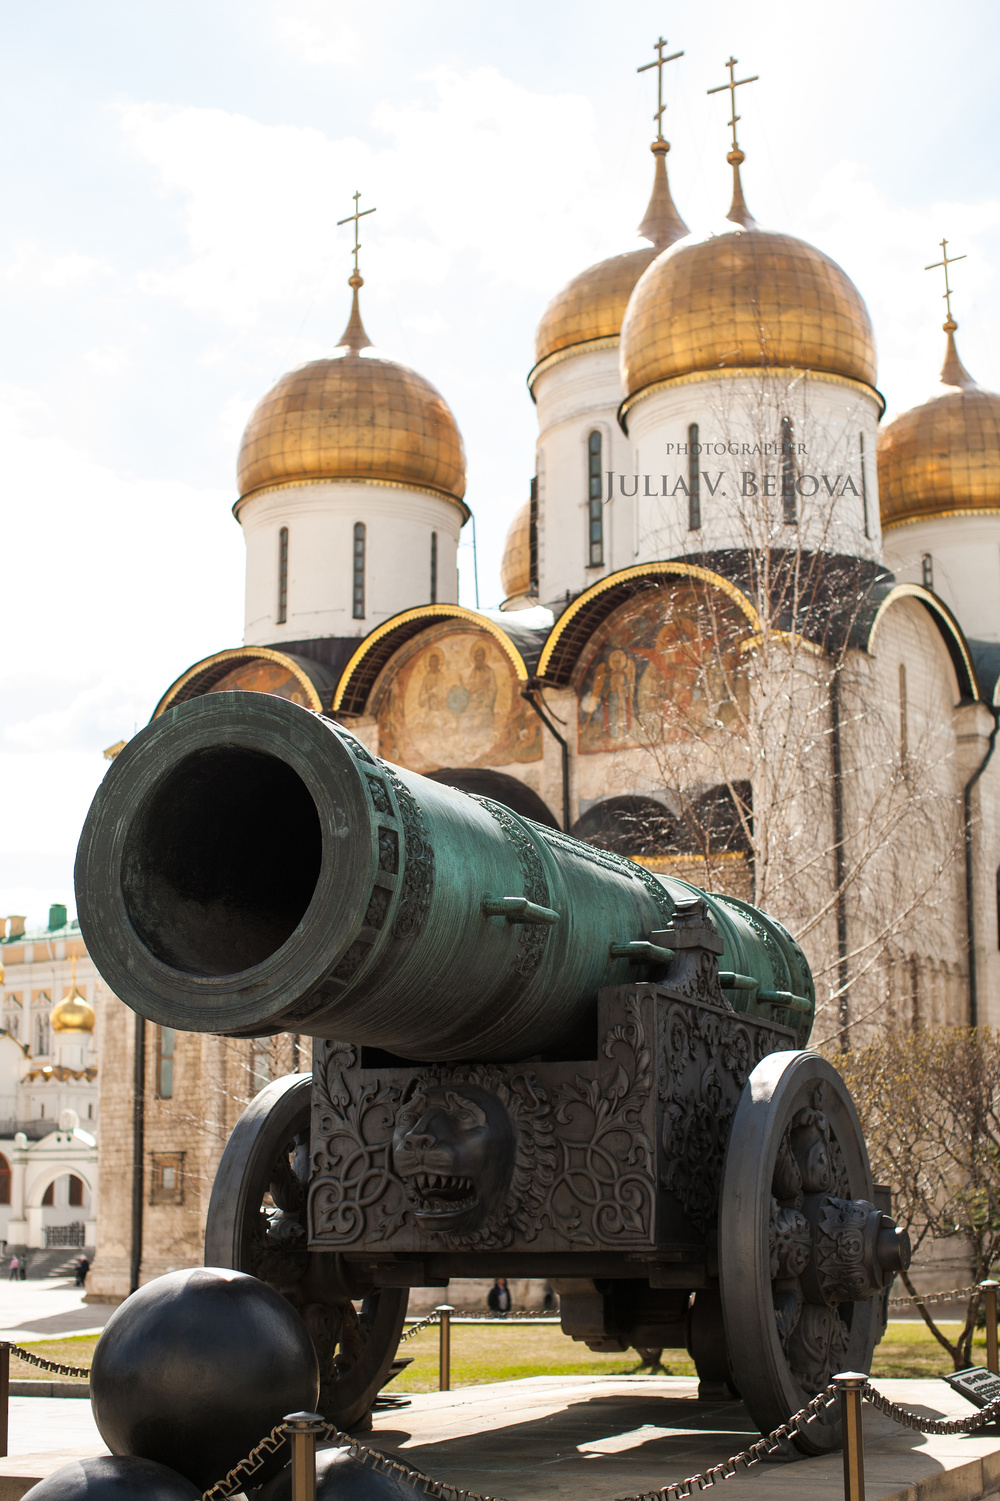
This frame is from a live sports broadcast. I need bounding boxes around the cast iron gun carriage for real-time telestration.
[76,692,909,1454]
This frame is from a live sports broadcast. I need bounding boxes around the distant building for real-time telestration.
[0,906,99,1256]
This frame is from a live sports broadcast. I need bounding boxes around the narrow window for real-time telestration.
[0,1155,10,1206]
[781,416,797,524]
[922,553,934,589]
[587,431,603,567]
[352,523,366,619]
[430,532,438,604]
[687,424,701,529]
[276,527,289,625]
[899,663,908,766]
[859,432,870,538]
[68,1175,84,1208]
[529,477,539,593]
[156,1026,175,1100]
[42,1181,54,1206]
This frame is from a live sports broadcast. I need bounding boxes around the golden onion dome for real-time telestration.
[500,499,536,610]
[237,277,467,512]
[620,160,877,406]
[52,989,95,1034]
[878,324,1000,530]
[532,141,689,375]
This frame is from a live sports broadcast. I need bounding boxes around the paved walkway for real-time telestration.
[0,1281,111,1342]
[0,1375,997,1500]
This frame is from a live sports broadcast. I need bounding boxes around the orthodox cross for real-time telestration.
[925,238,966,325]
[707,56,759,154]
[637,36,683,142]
[337,191,376,277]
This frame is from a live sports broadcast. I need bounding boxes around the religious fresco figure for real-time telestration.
[463,645,498,736]
[585,648,637,741]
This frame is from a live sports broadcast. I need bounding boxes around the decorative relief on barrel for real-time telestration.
[541,826,674,926]
[383,768,435,941]
[472,798,551,980]
[658,999,794,1235]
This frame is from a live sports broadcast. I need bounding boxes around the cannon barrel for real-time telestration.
[75,692,814,1060]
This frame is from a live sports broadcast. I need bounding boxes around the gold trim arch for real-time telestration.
[153,647,326,719]
[537,562,762,687]
[332,605,529,717]
[867,584,979,702]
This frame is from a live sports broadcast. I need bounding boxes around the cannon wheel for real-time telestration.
[204,1072,407,1430]
[718,1050,879,1455]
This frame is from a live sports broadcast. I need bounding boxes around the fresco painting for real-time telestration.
[377,629,541,771]
[208,658,316,707]
[577,586,746,754]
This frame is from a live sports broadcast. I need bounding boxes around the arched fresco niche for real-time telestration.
[205,658,317,706]
[372,624,542,774]
[574,580,749,755]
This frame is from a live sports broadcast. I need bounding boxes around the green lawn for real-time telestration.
[8,1319,989,1393]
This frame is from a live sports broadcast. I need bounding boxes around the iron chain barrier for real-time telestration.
[198,1377,1000,1501]
[3,1342,90,1379]
[887,1283,981,1308]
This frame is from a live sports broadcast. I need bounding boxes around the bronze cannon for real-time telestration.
[76,691,909,1452]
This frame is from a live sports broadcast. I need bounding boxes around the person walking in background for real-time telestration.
[7,1255,18,1282]
[19,1255,26,1280]
[487,1277,511,1317]
[74,1255,89,1288]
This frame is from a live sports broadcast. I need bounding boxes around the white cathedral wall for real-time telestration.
[531,346,639,607]
[881,514,1000,645]
[624,372,883,564]
[842,598,971,1037]
[239,481,462,646]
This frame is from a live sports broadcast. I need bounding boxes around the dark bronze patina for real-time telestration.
[74,692,909,1453]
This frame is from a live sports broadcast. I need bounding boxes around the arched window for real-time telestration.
[859,432,871,538]
[0,1155,11,1207]
[352,523,366,619]
[922,553,934,589]
[781,416,797,524]
[430,532,438,604]
[276,527,289,624]
[687,424,701,530]
[587,431,603,567]
[157,1027,175,1099]
[35,1012,50,1056]
[69,1175,84,1207]
[41,1181,54,1207]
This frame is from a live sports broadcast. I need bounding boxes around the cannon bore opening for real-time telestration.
[120,745,323,976]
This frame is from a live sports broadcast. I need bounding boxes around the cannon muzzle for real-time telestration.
[76,693,813,1060]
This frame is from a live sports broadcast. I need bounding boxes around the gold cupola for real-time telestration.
[530,43,690,383]
[236,220,467,514]
[878,248,1000,530]
[619,62,877,414]
[500,498,536,611]
[52,988,95,1034]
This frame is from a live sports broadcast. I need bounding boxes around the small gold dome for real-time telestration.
[52,989,95,1034]
[532,142,689,374]
[620,219,877,403]
[237,284,467,511]
[878,329,1000,529]
[500,500,535,610]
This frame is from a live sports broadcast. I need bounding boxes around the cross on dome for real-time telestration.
[925,237,966,332]
[637,36,683,145]
[337,190,377,285]
[925,238,976,390]
[707,56,759,228]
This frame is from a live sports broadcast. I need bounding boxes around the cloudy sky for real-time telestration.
[2,0,998,927]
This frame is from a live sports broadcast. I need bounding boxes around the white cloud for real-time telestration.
[271,0,367,70]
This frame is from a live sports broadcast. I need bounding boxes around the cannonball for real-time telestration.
[255,1446,426,1501]
[91,1267,319,1491]
[21,1456,200,1501]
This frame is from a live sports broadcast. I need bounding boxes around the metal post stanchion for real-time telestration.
[981,1280,999,1375]
[436,1304,454,1392]
[834,1373,866,1501]
[0,1342,9,1458]
[285,1412,324,1501]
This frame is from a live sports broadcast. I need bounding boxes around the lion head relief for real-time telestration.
[391,1065,556,1249]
